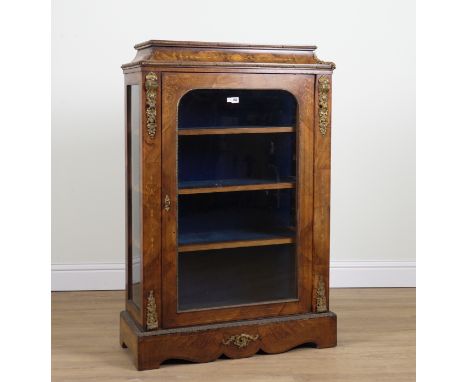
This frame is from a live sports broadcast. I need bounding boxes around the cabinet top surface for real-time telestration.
[122,39,335,70]
[134,39,318,51]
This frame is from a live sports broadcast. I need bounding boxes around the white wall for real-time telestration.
[52,0,415,289]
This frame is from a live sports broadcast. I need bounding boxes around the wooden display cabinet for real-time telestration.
[120,40,336,370]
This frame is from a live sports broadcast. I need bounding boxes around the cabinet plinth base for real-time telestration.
[120,310,337,370]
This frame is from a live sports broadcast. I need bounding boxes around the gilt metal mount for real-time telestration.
[146,290,158,330]
[316,276,327,313]
[318,76,330,136]
[145,72,158,139]
[164,195,171,211]
[222,334,260,348]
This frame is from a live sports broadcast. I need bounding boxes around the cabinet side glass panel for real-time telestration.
[176,89,298,311]
[128,84,142,308]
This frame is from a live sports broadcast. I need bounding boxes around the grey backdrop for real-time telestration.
[52,0,415,287]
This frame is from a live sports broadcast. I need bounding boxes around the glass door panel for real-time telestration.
[178,244,296,311]
[177,89,298,311]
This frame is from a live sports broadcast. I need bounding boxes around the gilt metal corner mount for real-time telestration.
[316,276,327,313]
[146,290,158,330]
[313,53,336,70]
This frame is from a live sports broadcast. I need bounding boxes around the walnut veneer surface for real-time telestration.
[122,40,336,368]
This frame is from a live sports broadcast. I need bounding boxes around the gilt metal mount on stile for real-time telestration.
[120,39,336,370]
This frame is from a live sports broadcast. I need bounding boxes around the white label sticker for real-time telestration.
[227,97,239,103]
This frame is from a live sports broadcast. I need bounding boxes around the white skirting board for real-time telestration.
[51,261,416,291]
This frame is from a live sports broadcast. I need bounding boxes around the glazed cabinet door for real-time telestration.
[161,72,315,328]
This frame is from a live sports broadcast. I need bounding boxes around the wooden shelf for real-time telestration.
[179,236,294,253]
[178,126,295,135]
[179,179,295,195]
[178,228,295,252]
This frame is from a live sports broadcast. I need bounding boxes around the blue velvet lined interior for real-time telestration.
[178,89,297,129]
[178,190,295,245]
[178,133,296,185]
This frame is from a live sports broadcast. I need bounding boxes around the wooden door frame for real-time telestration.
[161,72,315,328]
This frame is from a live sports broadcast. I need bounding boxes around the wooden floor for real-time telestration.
[52,288,415,382]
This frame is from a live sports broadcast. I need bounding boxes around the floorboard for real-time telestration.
[52,288,415,381]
